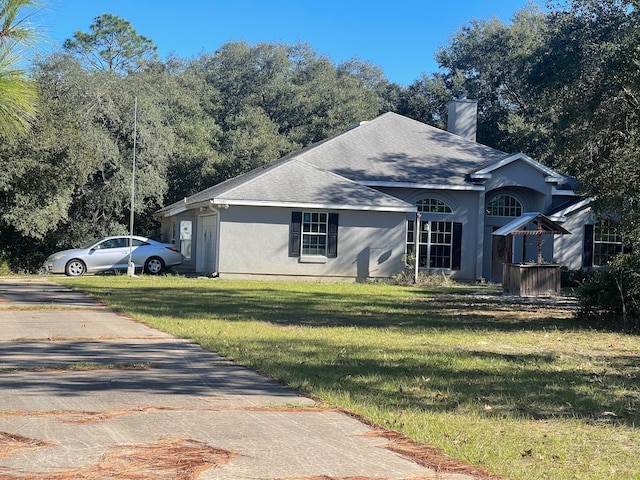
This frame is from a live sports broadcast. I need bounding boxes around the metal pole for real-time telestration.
[414,212,421,283]
[537,220,543,264]
[127,97,138,277]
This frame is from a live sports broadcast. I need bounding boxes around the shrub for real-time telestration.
[560,267,592,289]
[575,252,640,332]
[392,255,455,287]
[0,258,11,276]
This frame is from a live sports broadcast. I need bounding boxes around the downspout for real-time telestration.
[214,206,222,277]
[476,191,485,281]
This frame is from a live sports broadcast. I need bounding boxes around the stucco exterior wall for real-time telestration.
[483,159,555,206]
[375,187,482,280]
[554,207,594,271]
[480,161,562,280]
[216,206,408,280]
[157,156,588,282]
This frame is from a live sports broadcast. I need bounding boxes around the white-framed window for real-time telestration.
[406,220,416,256]
[302,212,328,256]
[289,211,339,258]
[593,221,623,266]
[407,199,460,269]
[407,220,460,269]
[487,195,522,217]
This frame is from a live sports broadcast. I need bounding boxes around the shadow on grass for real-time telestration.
[79,282,586,333]
[64,279,638,427]
[227,337,640,428]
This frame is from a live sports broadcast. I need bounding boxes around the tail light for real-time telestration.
[165,246,181,254]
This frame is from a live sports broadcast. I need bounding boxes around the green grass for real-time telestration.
[58,275,640,480]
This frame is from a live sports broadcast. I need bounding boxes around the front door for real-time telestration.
[491,231,512,282]
[197,214,217,274]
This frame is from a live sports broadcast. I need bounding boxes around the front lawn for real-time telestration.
[60,276,639,480]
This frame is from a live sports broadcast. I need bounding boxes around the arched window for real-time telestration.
[486,195,522,217]
[407,198,459,270]
[416,198,452,213]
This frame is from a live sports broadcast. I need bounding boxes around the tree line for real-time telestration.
[1,0,639,326]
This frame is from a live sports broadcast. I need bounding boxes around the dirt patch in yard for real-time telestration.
[416,291,577,329]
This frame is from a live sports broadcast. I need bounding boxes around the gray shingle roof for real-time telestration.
[295,112,510,185]
[216,159,414,210]
[159,112,515,214]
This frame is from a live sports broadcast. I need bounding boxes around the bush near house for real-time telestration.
[575,252,640,332]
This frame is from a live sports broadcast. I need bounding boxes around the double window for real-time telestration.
[289,212,339,258]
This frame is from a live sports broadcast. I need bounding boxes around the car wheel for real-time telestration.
[65,259,86,277]
[144,257,165,275]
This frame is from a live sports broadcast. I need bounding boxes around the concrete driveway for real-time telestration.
[0,278,483,480]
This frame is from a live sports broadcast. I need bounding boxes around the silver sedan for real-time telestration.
[42,236,183,276]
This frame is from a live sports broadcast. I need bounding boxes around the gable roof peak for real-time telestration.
[471,153,567,184]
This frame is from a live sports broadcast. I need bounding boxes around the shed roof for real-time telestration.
[493,213,572,236]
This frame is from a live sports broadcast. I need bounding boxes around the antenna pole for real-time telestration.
[127,97,138,277]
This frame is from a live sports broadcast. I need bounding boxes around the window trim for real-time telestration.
[302,212,328,256]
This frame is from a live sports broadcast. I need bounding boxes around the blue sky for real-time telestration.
[36,0,536,85]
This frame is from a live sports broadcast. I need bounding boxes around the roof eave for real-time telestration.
[357,180,485,191]
[211,198,416,213]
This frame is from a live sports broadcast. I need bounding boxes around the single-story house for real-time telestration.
[155,100,622,281]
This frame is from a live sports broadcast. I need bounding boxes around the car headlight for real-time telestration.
[52,254,67,261]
